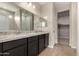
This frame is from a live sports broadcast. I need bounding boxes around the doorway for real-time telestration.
[57,10,70,45]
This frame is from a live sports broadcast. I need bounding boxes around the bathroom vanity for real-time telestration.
[0,2,48,56]
[0,32,49,56]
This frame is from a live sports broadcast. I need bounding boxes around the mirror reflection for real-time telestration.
[21,9,33,31]
[0,4,48,33]
[0,8,15,32]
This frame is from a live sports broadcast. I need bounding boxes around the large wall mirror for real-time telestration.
[20,9,33,32]
[0,3,48,33]
[0,8,16,32]
[40,18,47,27]
[34,15,42,31]
[34,15,47,31]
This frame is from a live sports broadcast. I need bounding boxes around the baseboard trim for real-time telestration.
[48,45,54,48]
[69,44,76,49]
[70,45,76,49]
[71,46,76,49]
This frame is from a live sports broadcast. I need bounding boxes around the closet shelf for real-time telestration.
[58,24,69,27]
[58,24,69,25]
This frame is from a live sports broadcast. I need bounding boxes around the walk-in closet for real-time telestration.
[57,10,69,45]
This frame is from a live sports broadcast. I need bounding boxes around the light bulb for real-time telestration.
[8,15,12,19]
[42,22,45,27]
[44,16,47,19]
[33,5,35,8]
[15,16,20,20]
[28,2,32,6]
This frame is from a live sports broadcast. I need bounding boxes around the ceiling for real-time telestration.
[33,2,48,6]
[54,2,70,12]
[33,2,70,12]
[38,2,48,5]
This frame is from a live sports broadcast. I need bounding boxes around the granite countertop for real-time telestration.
[0,31,49,43]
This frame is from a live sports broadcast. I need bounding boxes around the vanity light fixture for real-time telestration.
[33,5,36,8]
[15,16,20,20]
[42,22,45,27]
[44,16,47,19]
[28,2,32,6]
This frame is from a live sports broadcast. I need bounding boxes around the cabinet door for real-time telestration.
[38,35,45,53]
[3,38,26,51]
[45,34,49,48]
[28,36,38,56]
[0,43,2,56]
[3,45,27,56]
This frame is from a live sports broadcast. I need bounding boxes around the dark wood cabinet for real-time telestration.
[4,44,27,56]
[0,43,2,56]
[27,36,38,56]
[38,34,45,53]
[3,38,27,56]
[45,34,49,48]
[0,33,49,56]
[3,38,27,51]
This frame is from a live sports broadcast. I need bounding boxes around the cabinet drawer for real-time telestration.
[3,45,27,56]
[28,36,38,43]
[3,38,27,51]
[38,34,45,39]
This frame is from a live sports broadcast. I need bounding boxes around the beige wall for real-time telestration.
[70,2,77,48]
[77,2,79,56]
